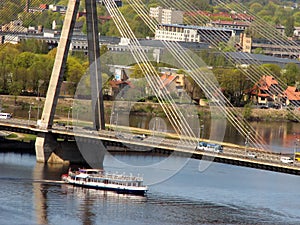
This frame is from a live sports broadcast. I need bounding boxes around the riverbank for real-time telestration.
[0,95,299,122]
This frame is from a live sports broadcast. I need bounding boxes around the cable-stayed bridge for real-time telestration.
[0,0,300,173]
[1,117,300,175]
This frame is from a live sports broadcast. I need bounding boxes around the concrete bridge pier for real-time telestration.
[35,0,105,165]
[35,133,59,163]
[35,133,84,164]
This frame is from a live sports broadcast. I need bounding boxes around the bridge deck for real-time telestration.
[0,119,299,175]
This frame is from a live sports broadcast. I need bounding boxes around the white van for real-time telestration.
[0,113,12,119]
[280,156,293,164]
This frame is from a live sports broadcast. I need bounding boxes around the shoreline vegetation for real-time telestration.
[1,95,299,123]
[0,95,299,153]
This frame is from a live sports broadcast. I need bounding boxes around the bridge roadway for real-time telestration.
[0,118,300,175]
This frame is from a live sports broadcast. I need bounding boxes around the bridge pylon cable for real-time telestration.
[103,0,199,148]
[159,0,300,120]
[126,0,270,151]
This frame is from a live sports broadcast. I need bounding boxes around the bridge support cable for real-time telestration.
[214,0,300,114]
[158,0,300,119]
[85,0,105,130]
[161,0,300,121]
[126,0,269,151]
[103,0,198,148]
[217,0,300,54]
[209,0,300,105]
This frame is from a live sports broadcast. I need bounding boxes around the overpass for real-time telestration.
[1,119,300,176]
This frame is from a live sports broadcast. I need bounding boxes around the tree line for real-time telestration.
[0,39,88,97]
[1,0,300,38]
[0,39,299,107]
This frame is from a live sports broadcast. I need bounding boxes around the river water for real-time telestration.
[0,152,300,225]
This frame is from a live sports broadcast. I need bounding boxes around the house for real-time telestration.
[108,69,130,99]
[249,75,280,105]
[1,19,27,33]
[160,72,185,96]
[283,86,300,107]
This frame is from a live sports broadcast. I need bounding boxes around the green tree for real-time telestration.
[130,64,147,79]
[0,1,22,24]
[214,68,251,106]
[293,12,300,26]
[253,48,264,54]
[8,82,22,104]
[282,63,300,86]
[14,52,37,68]
[188,0,212,11]
[243,103,252,120]
[249,3,263,14]
[65,57,86,93]
[285,16,295,37]
[0,46,19,93]
[260,64,282,78]
[100,44,108,56]
[17,39,49,54]
[28,55,54,96]
[184,75,203,103]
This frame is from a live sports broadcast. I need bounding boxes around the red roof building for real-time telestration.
[249,75,280,105]
[185,10,254,22]
[160,72,185,97]
[39,4,48,10]
[284,86,300,106]
[210,20,250,30]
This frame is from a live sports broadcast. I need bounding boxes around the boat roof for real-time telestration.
[76,173,89,178]
[79,168,104,172]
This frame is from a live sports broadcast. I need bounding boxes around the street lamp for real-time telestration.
[67,107,72,128]
[199,124,204,140]
[28,103,33,126]
[37,80,44,100]
[36,80,44,121]
[245,131,250,157]
[294,135,299,162]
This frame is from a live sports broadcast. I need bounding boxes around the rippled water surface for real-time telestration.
[0,152,300,225]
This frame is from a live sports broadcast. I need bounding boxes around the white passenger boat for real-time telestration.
[62,168,148,195]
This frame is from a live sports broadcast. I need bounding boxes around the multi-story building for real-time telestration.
[239,33,300,59]
[155,24,233,43]
[149,7,183,24]
[207,20,249,37]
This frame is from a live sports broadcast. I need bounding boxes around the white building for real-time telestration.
[155,24,233,43]
[149,7,183,24]
[294,27,300,38]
